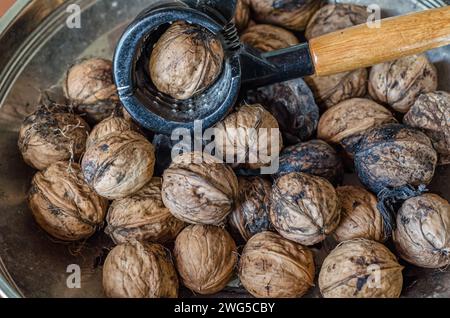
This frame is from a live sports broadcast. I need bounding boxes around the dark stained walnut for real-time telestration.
[274,140,343,186]
[239,231,315,298]
[245,78,319,145]
[64,58,119,123]
[249,0,324,31]
[369,54,438,113]
[270,172,341,246]
[105,178,186,245]
[354,124,438,194]
[162,152,238,225]
[334,186,386,243]
[149,21,224,100]
[229,177,273,241]
[18,104,90,171]
[174,225,237,295]
[28,162,108,241]
[404,91,450,165]
[393,194,450,269]
[240,24,299,52]
[103,241,179,298]
[319,239,403,298]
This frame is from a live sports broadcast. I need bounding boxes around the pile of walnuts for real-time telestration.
[17,1,450,299]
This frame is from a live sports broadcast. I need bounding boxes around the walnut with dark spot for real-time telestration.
[240,24,299,52]
[270,172,341,246]
[239,231,315,298]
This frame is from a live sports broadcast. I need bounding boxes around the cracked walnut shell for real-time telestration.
[174,225,237,295]
[103,241,178,298]
[239,231,315,298]
[28,162,108,241]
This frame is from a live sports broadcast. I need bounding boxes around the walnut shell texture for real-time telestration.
[245,78,319,145]
[174,225,237,295]
[28,162,108,241]
[354,124,438,194]
[82,130,155,200]
[162,152,238,225]
[214,104,283,170]
[64,58,119,123]
[404,91,450,165]
[275,140,343,186]
[234,0,251,32]
[270,172,341,246]
[318,98,397,153]
[369,54,438,113]
[240,24,299,52]
[334,186,385,243]
[105,178,186,245]
[239,231,315,298]
[103,241,178,298]
[87,114,136,149]
[393,194,450,268]
[149,21,224,100]
[18,104,90,171]
[249,0,323,31]
[229,177,273,241]
[319,239,403,298]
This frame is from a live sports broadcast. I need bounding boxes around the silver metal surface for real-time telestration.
[0,0,449,298]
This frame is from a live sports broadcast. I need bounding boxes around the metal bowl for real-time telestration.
[0,0,449,298]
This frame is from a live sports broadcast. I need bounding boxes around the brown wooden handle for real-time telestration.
[309,6,450,76]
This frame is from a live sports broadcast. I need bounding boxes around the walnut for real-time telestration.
[239,231,315,298]
[105,178,185,245]
[245,78,319,145]
[275,140,344,186]
[162,152,238,225]
[240,24,299,52]
[249,0,323,31]
[393,194,450,269]
[354,124,438,194]
[149,21,224,100]
[404,91,450,165]
[270,172,341,246]
[369,54,438,113]
[103,241,178,298]
[318,98,397,155]
[229,177,273,241]
[174,225,237,295]
[82,130,155,200]
[87,112,137,149]
[334,186,386,243]
[28,162,108,241]
[214,104,283,170]
[64,58,119,123]
[319,239,404,298]
[234,0,251,32]
[18,104,90,171]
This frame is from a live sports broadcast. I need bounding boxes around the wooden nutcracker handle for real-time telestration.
[309,6,450,76]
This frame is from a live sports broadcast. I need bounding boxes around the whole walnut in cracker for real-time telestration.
[64,58,119,123]
[103,241,178,298]
[270,172,341,246]
[18,104,90,171]
[393,194,450,269]
[105,178,185,245]
[369,54,438,113]
[334,186,386,243]
[404,91,450,165]
[249,0,323,31]
[28,162,108,241]
[162,152,238,225]
[319,239,403,298]
[174,225,237,295]
[82,130,155,200]
[149,21,224,100]
[239,231,315,298]
[240,24,299,52]
[229,177,273,241]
